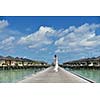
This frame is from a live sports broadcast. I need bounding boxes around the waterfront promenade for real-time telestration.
[18,66,92,83]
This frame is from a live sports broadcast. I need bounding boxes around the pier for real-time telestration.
[18,66,94,83]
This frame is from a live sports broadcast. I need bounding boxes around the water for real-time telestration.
[1,67,100,83]
[65,68,100,83]
[0,68,45,83]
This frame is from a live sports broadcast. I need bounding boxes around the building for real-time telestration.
[63,57,100,68]
[0,56,31,66]
[0,56,48,67]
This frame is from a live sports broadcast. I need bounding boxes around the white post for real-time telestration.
[54,55,59,72]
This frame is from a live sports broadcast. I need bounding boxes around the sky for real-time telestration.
[0,16,100,64]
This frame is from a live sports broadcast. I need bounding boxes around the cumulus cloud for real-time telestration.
[18,26,56,48]
[55,23,100,53]
[0,36,15,50]
[0,20,9,29]
[17,23,100,55]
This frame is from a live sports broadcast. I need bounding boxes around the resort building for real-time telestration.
[0,56,48,67]
[63,57,100,68]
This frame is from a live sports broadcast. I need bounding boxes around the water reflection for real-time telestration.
[66,68,100,83]
[0,68,44,83]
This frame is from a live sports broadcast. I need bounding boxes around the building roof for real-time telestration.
[0,56,48,64]
[0,56,32,61]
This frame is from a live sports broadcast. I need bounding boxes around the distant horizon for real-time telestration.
[0,16,100,63]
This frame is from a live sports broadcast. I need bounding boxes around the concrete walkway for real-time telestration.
[18,67,90,83]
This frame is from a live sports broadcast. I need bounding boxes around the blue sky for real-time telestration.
[0,16,100,64]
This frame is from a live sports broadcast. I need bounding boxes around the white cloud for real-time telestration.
[18,26,56,48]
[0,20,9,30]
[55,23,100,53]
[17,23,100,55]
[0,36,15,50]
[0,20,23,42]
[40,48,47,51]
[2,36,15,44]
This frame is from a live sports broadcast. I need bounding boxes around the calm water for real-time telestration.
[1,67,100,83]
[0,68,45,83]
[65,68,100,83]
